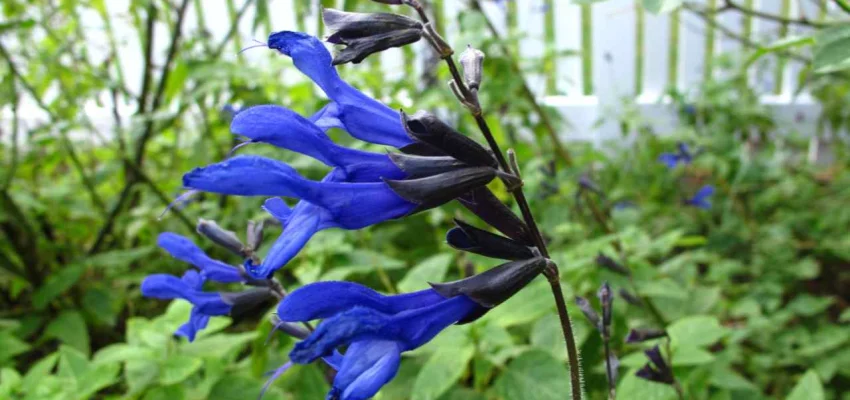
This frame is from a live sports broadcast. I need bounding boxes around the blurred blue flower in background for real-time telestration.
[687,185,714,210]
[658,142,693,169]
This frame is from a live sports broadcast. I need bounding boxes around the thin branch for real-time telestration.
[719,0,831,28]
[835,0,850,14]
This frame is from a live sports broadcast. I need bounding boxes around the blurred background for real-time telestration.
[1,0,849,399]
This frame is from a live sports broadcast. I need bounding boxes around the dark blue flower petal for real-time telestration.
[140,273,232,315]
[157,233,243,283]
[277,281,445,322]
[250,200,330,279]
[267,31,411,148]
[333,340,402,400]
[175,308,210,342]
[231,105,404,182]
[310,102,344,131]
[289,295,478,363]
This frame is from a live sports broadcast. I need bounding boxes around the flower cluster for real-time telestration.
[143,13,549,399]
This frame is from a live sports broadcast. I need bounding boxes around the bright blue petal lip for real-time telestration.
[289,294,479,363]
[334,340,402,400]
[247,200,328,279]
[156,233,243,283]
[141,273,232,315]
[267,31,412,148]
[277,282,447,322]
[184,156,415,229]
[230,105,404,182]
[687,184,714,209]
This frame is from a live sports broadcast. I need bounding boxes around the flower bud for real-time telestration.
[323,8,423,65]
[197,219,244,256]
[636,346,674,384]
[459,45,485,90]
[387,153,467,179]
[269,315,311,341]
[400,110,496,168]
[457,188,533,245]
[446,219,535,260]
[431,257,548,311]
[220,288,276,317]
[246,219,265,251]
[595,253,630,276]
[625,328,667,343]
[597,282,613,331]
[575,296,600,329]
[384,167,496,212]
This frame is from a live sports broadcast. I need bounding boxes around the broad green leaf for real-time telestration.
[672,346,715,366]
[44,310,90,355]
[0,331,30,364]
[492,350,571,400]
[814,35,850,73]
[76,362,120,399]
[0,367,21,395]
[21,353,58,393]
[411,345,474,400]
[531,313,592,361]
[32,264,86,310]
[57,345,90,383]
[745,36,815,70]
[617,368,678,400]
[709,367,758,391]
[642,0,682,14]
[125,360,160,395]
[182,332,256,359]
[159,355,203,385]
[667,315,727,348]
[786,370,824,400]
[398,253,453,293]
[94,344,156,365]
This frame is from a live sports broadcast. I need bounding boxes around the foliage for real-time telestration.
[1,0,849,399]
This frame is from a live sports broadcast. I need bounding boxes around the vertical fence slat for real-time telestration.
[635,1,644,95]
[703,0,717,82]
[226,0,243,56]
[668,9,680,89]
[581,3,593,95]
[544,0,556,93]
[774,0,791,94]
[742,0,754,41]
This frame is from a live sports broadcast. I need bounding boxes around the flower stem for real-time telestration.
[404,4,583,397]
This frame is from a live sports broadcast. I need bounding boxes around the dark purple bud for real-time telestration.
[645,345,668,371]
[618,288,642,307]
[457,187,533,245]
[388,153,468,179]
[575,296,600,329]
[269,315,311,340]
[369,0,403,3]
[400,110,497,168]
[446,219,535,261]
[197,219,244,256]
[385,167,495,212]
[595,253,630,276]
[431,257,548,309]
[607,353,620,383]
[578,174,603,196]
[459,45,485,90]
[398,141,446,157]
[323,8,423,65]
[597,282,613,331]
[636,345,674,384]
[221,288,276,317]
[625,328,667,343]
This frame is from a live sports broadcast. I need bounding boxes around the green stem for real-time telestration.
[835,0,850,14]
[774,0,791,94]
[635,2,644,95]
[703,0,716,82]
[668,9,680,89]
[581,4,593,95]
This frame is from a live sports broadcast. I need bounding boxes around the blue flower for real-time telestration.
[687,185,714,209]
[658,142,693,169]
[157,232,244,283]
[276,281,483,400]
[267,31,412,148]
[141,271,232,341]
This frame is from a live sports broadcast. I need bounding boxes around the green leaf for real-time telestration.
[398,253,453,293]
[94,344,156,365]
[82,287,121,327]
[125,360,160,395]
[0,331,30,364]
[32,264,86,310]
[209,373,285,400]
[814,27,850,73]
[159,355,203,385]
[744,35,815,70]
[0,367,22,395]
[531,313,592,361]
[492,350,571,400]
[57,345,90,383]
[786,370,824,400]
[667,315,727,348]
[617,368,678,400]
[21,353,58,393]
[44,310,90,355]
[411,345,474,400]
[642,0,682,14]
[672,346,715,366]
[482,279,553,328]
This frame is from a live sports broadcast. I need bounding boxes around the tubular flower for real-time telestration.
[277,282,483,400]
[141,233,275,340]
